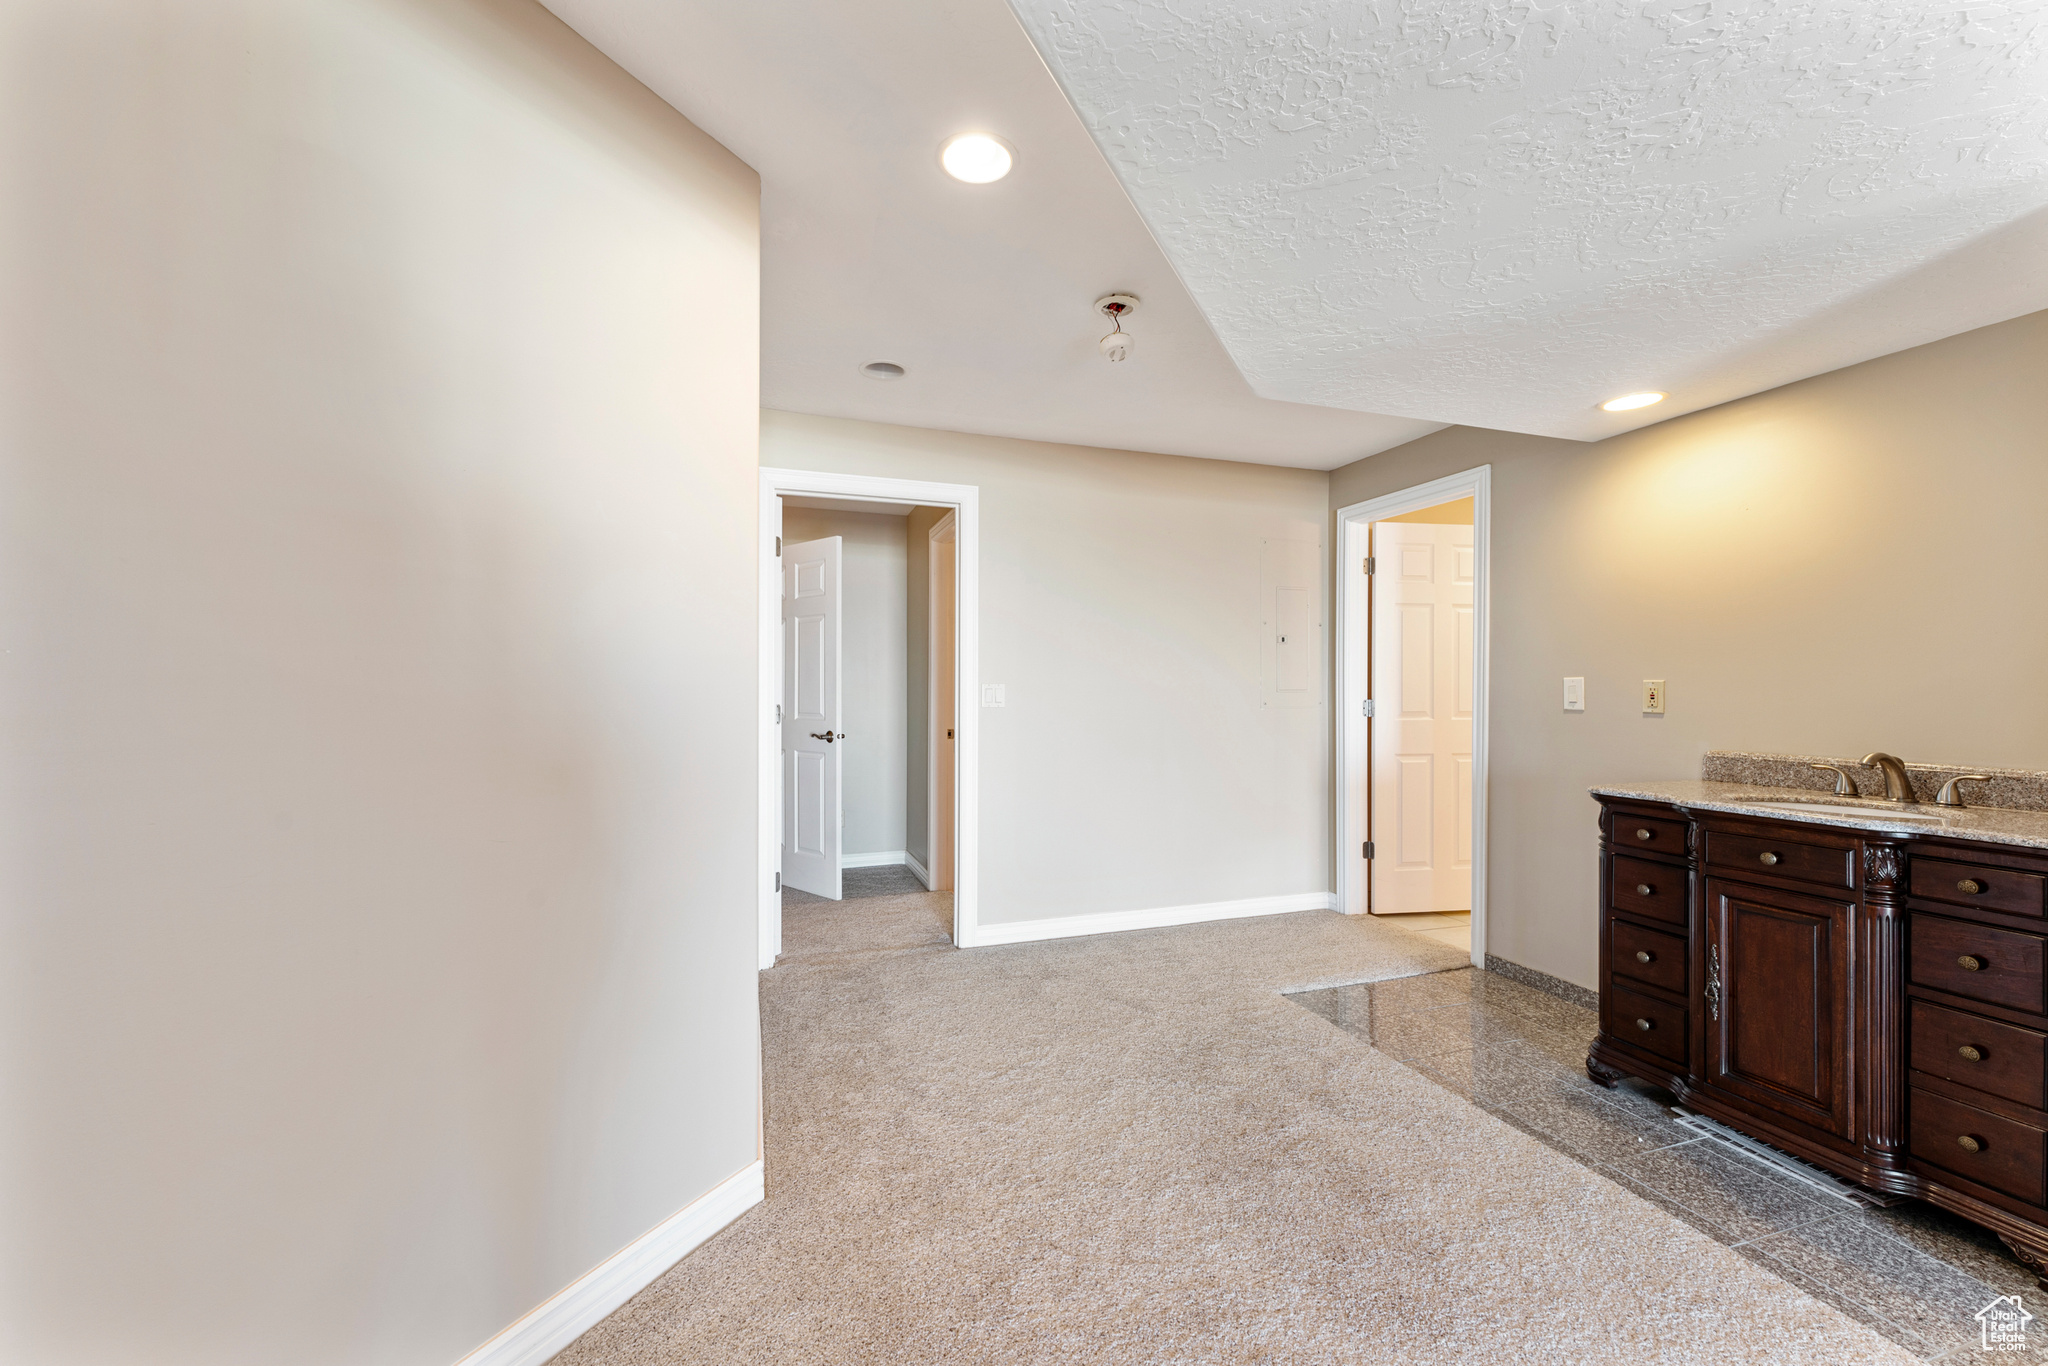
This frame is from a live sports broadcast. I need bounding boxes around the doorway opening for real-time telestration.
[758,468,980,968]
[1336,467,1491,966]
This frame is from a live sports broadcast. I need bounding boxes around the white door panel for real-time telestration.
[781,536,842,899]
[1370,521,1475,914]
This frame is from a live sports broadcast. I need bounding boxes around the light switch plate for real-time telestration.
[1563,677,1585,712]
[1643,679,1666,714]
[981,683,1006,708]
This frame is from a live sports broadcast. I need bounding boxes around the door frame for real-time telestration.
[1334,465,1491,967]
[759,467,980,968]
[925,510,959,891]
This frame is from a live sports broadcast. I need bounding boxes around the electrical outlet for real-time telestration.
[1643,679,1666,714]
[1563,677,1585,712]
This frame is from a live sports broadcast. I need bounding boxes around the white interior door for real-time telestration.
[782,536,842,899]
[1370,521,1474,914]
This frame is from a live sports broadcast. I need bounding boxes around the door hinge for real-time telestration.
[1363,555,1375,575]
[773,872,781,892]
[1362,698,1375,718]
[775,535,782,555]
[775,703,782,723]
[1362,841,1375,859]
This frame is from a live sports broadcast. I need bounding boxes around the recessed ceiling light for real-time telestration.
[861,361,906,380]
[940,133,1013,184]
[1600,391,1666,412]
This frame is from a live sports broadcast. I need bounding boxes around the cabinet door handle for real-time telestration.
[1635,950,1653,964]
[1758,851,1780,866]
[1634,828,1653,841]
[1706,944,1722,1022]
[1635,1018,1653,1031]
[1958,1134,1985,1154]
[1958,878,1986,895]
[1635,883,1653,896]
[1959,1045,1985,1062]
[1959,954,1985,972]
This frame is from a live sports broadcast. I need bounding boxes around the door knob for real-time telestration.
[1959,955,1985,972]
[810,731,843,743]
[1959,1045,1985,1062]
[1758,851,1780,866]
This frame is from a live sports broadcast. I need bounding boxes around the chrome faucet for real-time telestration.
[1862,752,1918,804]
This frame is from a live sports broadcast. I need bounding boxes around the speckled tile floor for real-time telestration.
[1371,908,1472,952]
[1285,970,2048,1363]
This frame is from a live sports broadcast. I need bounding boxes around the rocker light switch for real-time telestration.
[1643,680,1666,714]
[981,684,1006,708]
[1563,677,1585,712]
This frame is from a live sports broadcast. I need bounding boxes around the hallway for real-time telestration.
[556,899,1913,1364]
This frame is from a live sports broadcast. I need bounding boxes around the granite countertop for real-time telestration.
[1591,779,2048,852]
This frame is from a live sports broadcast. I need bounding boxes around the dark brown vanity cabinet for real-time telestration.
[1590,797,2048,1287]
[1700,875,1855,1142]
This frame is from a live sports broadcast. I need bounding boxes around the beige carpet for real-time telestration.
[555,895,1918,1365]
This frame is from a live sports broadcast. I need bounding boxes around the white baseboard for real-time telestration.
[903,850,932,888]
[453,1160,763,1366]
[840,849,907,869]
[969,891,1337,947]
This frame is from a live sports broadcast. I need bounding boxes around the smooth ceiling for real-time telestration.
[1008,1,2048,439]
[539,0,1443,469]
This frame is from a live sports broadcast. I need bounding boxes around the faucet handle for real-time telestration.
[1936,774,1991,808]
[1811,764,1856,797]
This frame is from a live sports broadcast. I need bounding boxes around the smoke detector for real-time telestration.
[1095,294,1139,362]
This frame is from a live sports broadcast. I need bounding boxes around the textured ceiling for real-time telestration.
[1008,1,2048,439]
[538,0,1443,470]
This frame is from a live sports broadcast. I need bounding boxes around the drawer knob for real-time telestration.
[1635,883,1653,896]
[1758,851,1780,866]
[1635,828,1653,841]
[1959,1045,1985,1062]
[1635,1017,1654,1031]
[1959,878,1986,895]
[1959,954,1985,972]
[1958,1134,1985,1154]
[1635,950,1653,964]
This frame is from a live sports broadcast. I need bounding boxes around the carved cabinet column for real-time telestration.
[1858,841,1909,1181]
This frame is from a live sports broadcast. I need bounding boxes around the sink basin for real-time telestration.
[1746,801,1951,824]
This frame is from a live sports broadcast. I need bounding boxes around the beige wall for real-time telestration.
[782,507,909,857]
[0,3,761,1363]
[1331,309,2048,990]
[1381,496,1474,525]
[764,412,1331,923]
[904,505,949,868]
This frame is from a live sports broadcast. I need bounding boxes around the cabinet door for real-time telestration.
[1702,876,1855,1140]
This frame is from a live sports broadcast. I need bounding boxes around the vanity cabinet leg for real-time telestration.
[1586,1052,1625,1088]
[2000,1236,2048,1292]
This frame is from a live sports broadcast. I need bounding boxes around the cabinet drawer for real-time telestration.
[1910,1086,2048,1206]
[1912,857,2048,920]
[1704,829,1856,890]
[1604,981,1687,1066]
[1610,919,1686,996]
[1611,855,1685,926]
[1610,811,1687,859]
[1910,1000,2048,1109]
[1911,914,2048,1015]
